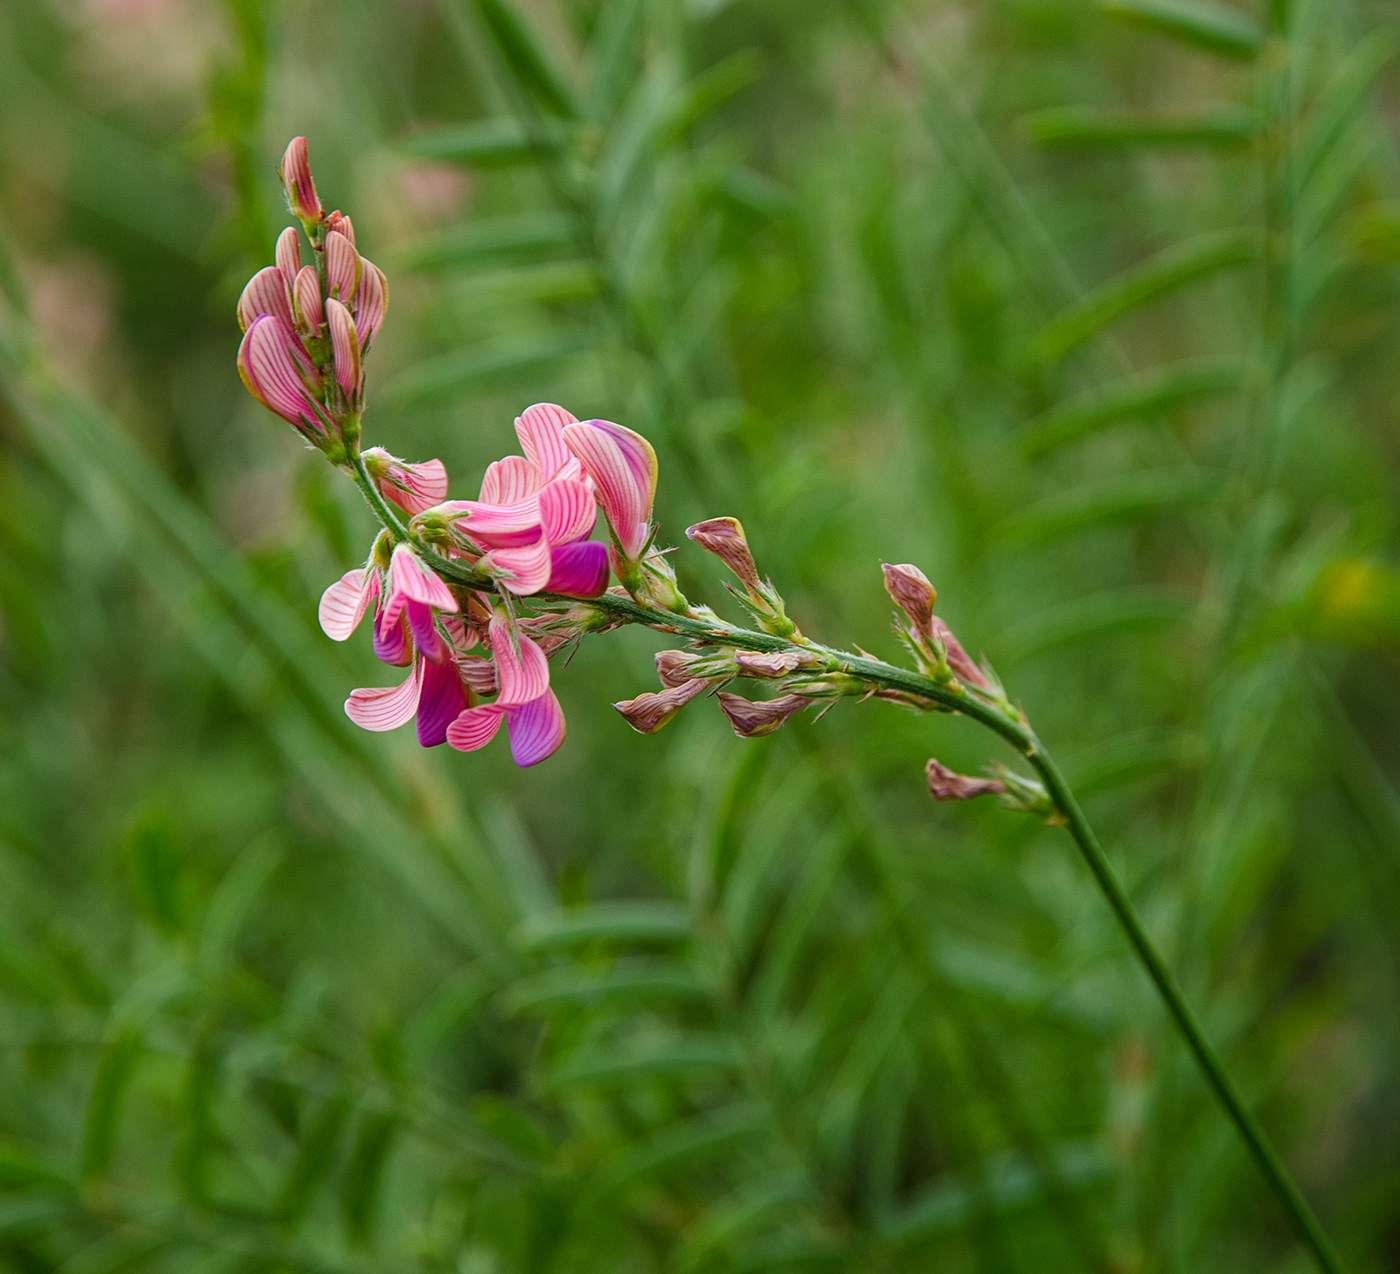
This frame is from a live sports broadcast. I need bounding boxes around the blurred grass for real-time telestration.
[1,0,1400,1271]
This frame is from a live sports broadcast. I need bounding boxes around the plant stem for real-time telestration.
[347,479,1344,1273]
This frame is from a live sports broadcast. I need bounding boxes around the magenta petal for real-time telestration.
[406,600,441,659]
[561,422,650,558]
[446,703,506,752]
[546,540,608,598]
[506,691,567,767]
[443,497,542,549]
[416,654,467,747]
[374,611,413,666]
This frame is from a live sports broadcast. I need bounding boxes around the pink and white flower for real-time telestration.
[362,447,449,515]
[280,137,323,224]
[561,418,657,566]
[236,315,334,445]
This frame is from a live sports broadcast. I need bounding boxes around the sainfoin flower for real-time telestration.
[362,447,449,515]
[237,315,335,446]
[560,419,657,565]
[428,404,608,599]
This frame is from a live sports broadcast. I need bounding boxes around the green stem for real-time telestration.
[1027,746,1346,1274]
[345,467,1343,1273]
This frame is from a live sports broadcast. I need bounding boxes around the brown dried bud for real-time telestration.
[614,678,709,735]
[882,562,936,634]
[734,650,803,678]
[687,518,761,590]
[655,647,736,687]
[717,692,809,738]
[926,759,1004,802]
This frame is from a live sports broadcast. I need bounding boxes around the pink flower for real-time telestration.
[362,447,449,515]
[445,612,566,766]
[560,419,656,562]
[236,266,294,332]
[236,315,334,445]
[280,137,323,224]
[431,404,608,598]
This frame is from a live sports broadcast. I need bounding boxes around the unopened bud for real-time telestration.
[276,225,302,280]
[882,563,936,635]
[734,649,806,678]
[325,297,362,401]
[325,210,355,245]
[656,647,736,687]
[926,759,1004,802]
[717,691,809,738]
[280,137,323,224]
[293,266,323,334]
[237,266,294,332]
[614,678,709,735]
[931,617,992,692]
[355,259,388,350]
[687,517,760,590]
[325,230,360,303]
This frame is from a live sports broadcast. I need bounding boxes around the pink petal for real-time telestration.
[346,665,421,731]
[325,230,360,303]
[514,403,578,482]
[490,615,550,705]
[506,691,567,767]
[318,568,374,640]
[237,317,330,437]
[538,477,595,545]
[276,226,302,282]
[479,455,541,505]
[455,654,497,695]
[294,266,323,331]
[237,267,293,331]
[280,137,322,222]
[393,457,449,513]
[485,536,553,595]
[586,420,657,509]
[546,540,608,597]
[439,497,543,549]
[561,422,650,558]
[355,259,388,350]
[325,297,361,397]
[446,703,506,752]
[416,654,467,747]
[388,544,458,614]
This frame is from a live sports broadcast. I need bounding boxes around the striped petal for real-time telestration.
[514,403,578,482]
[446,703,506,752]
[237,266,293,331]
[406,599,442,660]
[479,455,541,504]
[275,226,302,281]
[506,690,566,767]
[386,459,448,515]
[237,316,330,438]
[440,497,543,550]
[387,543,458,617]
[326,297,361,398]
[325,230,361,302]
[538,477,595,545]
[489,615,550,705]
[546,540,608,598]
[280,136,322,223]
[294,266,323,332]
[416,654,467,747]
[485,536,553,595]
[561,421,653,558]
[318,568,376,640]
[355,259,388,350]
[346,665,421,731]
[374,611,413,667]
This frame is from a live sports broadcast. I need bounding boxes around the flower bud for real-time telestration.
[279,136,323,224]
[734,650,807,678]
[325,210,355,245]
[882,563,936,635]
[237,266,294,332]
[325,230,360,303]
[656,647,736,687]
[717,691,809,738]
[276,226,302,281]
[930,617,992,692]
[354,259,388,351]
[325,297,362,402]
[363,447,449,516]
[686,518,760,590]
[614,678,709,735]
[237,315,334,446]
[293,266,323,334]
[925,759,1004,802]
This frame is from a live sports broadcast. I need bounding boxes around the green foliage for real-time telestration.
[1,0,1400,1272]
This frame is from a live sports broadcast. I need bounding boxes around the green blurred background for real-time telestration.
[1,0,1400,1269]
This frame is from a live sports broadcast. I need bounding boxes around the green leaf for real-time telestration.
[1020,358,1245,457]
[1001,587,1193,660]
[199,834,282,974]
[387,212,576,273]
[395,118,564,167]
[504,959,708,1013]
[1099,0,1266,60]
[999,471,1214,544]
[340,1108,399,1244]
[588,1104,768,1196]
[517,901,693,951]
[1024,105,1261,149]
[1029,229,1260,364]
[1061,728,1200,796]
[654,49,763,147]
[0,1194,76,1239]
[0,1140,74,1193]
[474,0,577,118]
[273,1092,352,1228]
[551,1036,742,1087]
[382,334,585,406]
[81,1030,143,1182]
[122,806,186,936]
